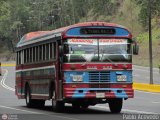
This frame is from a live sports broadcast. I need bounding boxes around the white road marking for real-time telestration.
[152,101,160,104]
[0,105,79,120]
[0,69,15,91]
[0,105,40,114]
[93,105,159,114]
[135,90,160,95]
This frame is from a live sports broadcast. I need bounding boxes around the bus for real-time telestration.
[15,22,139,113]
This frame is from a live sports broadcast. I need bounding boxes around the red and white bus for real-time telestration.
[15,22,139,113]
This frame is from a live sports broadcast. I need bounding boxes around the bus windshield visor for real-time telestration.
[63,39,132,63]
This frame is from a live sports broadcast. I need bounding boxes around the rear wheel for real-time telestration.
[108,98,123,113]
[52,91,64,112]
[25,86,34,108]
[25,86,45,108]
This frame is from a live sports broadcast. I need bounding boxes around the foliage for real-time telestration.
[135,0,160,29]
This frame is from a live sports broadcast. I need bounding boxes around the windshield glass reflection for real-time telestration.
[63,39,131,63]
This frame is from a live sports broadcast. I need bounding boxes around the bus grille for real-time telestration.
[88,72,110,82]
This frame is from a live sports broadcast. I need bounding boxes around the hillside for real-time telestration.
[133,26,160,67]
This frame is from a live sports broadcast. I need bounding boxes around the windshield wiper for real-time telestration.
[101,50,113,62]
[100,50,119,66]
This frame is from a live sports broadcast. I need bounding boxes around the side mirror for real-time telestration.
[133,44,139,55]
[59,45,63,56]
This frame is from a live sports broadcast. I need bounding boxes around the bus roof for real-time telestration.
[16,22,132,48]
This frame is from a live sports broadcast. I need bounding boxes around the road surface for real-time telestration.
[0,66,160,120]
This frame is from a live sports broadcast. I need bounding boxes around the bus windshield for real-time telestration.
[63,39,132,63]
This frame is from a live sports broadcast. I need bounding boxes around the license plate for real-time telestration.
[96,93,105,98]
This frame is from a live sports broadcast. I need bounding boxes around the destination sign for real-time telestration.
[80,28,116,35]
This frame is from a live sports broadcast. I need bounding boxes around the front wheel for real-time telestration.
[108,98,123,113]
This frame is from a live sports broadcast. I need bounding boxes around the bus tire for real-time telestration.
[25,85,45,108]
[108,98,123,113]
[52,91,64,112]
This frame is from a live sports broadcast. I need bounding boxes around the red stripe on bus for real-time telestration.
[63,63,132,70]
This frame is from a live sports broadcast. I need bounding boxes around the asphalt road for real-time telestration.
[133,65,160,84]
[0,66,160,120]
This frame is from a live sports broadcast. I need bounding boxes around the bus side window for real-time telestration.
[19,51,21,65]
[30,48,32,63]
[36,46,38,62]
[21,50,24,64]
[52,43,55,59]
[39,45,42,61]
[26,48,29,63]
[16,52,18,65]
[48,43,50,60]
[24,49,27,64]
[33,47,35,62]
[49,43,53,59]
[46,43,49,60]
[54,43,56,59]
[24,50,25,64]
[43,44,46,61]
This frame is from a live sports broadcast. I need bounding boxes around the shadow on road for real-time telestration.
[21,105,116,114]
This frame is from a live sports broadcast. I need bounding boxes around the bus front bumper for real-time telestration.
[63,85,134,99]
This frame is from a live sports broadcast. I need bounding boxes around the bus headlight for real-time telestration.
[117,75,127,82]
[72,75,83,82]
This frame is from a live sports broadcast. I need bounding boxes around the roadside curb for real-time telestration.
[133,83,160,93]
